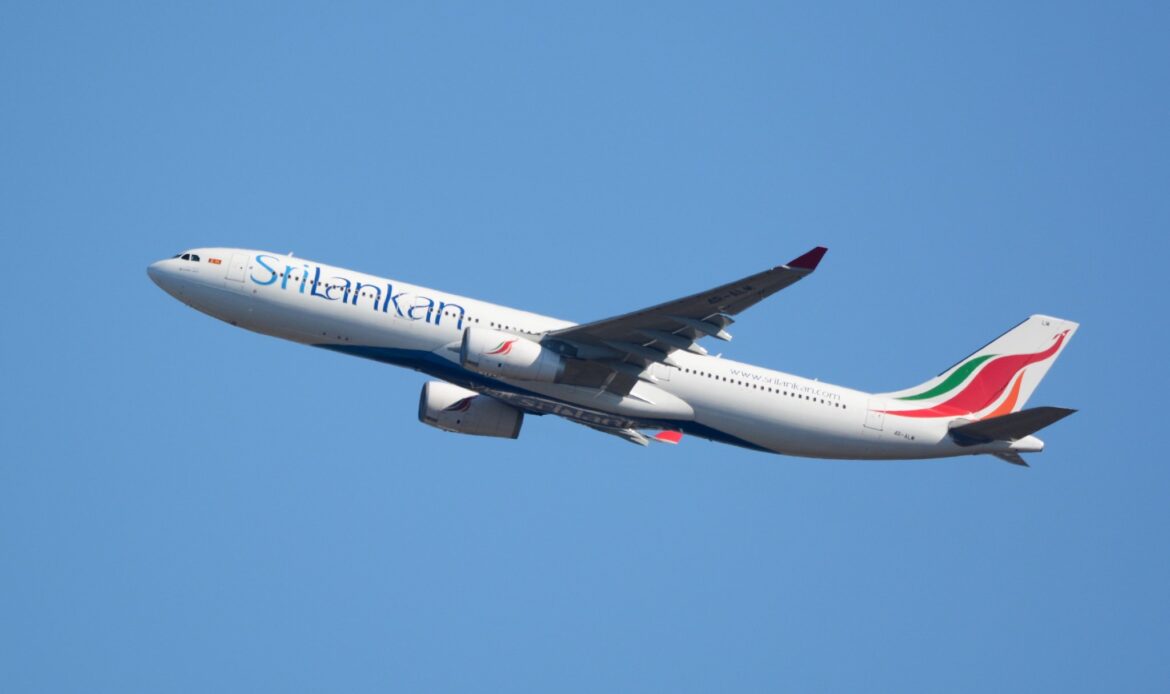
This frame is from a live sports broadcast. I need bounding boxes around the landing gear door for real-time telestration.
[863,400,885,431]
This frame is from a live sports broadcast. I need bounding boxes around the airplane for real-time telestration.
[148,247,1077,465]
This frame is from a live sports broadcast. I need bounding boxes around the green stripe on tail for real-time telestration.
[898,354,996,401]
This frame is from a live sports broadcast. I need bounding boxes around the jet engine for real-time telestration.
[460,327,565,382]
[418,381,523,438]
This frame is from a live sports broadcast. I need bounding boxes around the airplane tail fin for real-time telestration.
[878,315,1078,418]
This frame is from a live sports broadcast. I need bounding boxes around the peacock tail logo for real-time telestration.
[881,330,1069,418]
[485,339,518,356]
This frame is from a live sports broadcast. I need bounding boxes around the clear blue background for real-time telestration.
[3,2,1167,691]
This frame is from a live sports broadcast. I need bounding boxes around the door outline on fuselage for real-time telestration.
[226,253,247,282]
[864,400,885,431]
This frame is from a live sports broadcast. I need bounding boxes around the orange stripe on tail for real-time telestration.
[984,372,1025,419]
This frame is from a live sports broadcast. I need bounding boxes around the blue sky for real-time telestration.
[2,1,1168,691]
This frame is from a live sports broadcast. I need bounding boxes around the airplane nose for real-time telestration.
[147,260,167,288]
[147,259,184,299]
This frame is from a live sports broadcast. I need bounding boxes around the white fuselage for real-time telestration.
[148,248,1033,460]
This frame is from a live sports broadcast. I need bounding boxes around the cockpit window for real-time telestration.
[181,253,191,260]
[190,254,200,262]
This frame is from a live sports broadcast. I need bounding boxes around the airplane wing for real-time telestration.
[543,246,826,391]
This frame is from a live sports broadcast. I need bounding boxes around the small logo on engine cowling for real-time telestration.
[485,339,518,356]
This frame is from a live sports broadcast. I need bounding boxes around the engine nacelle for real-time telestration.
[460,327,565,382]
[418,381,523,439]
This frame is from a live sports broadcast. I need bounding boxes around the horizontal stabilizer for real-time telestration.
[950,406,1077,447]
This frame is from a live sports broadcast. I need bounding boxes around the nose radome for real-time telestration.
[147,259,185,298]
[147,260,165,287]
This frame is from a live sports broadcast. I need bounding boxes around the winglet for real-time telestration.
[786,246,828,270]
[992,451,1030,467]
[653,431,683,444]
